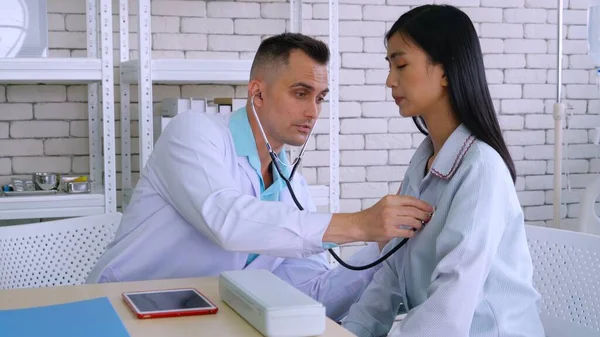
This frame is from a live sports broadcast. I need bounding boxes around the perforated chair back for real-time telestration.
[576,174,600,235]
[525,225,600,337]
[0,212,122,289]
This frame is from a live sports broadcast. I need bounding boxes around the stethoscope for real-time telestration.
[250,94,413,271]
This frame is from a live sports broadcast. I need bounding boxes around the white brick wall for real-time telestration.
[1,0,598,228]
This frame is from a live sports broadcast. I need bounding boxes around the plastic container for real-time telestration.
[219,269,326,337]
[588,0,600,67]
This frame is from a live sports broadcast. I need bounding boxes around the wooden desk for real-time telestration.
[0,277,355,337]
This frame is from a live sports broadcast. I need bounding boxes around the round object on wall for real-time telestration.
[0,0,28,58]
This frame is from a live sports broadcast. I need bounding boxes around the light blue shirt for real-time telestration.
[342,124,545,337]
[229,108,290,266]
[229,108,337,267]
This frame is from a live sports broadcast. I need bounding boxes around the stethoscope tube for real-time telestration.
[270,151,409,270]
[251,94,410,271]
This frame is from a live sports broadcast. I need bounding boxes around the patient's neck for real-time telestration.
[422,106,460,170]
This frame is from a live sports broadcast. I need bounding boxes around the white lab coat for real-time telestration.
[86,110,382,321]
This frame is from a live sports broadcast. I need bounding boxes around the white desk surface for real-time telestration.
[0,276,355,337]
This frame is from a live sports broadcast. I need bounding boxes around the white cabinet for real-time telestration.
[0,0,116,220]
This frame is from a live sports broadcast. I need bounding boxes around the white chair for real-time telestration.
[576,174,600,235]
[525,224,600,337]
[0,212,122,290]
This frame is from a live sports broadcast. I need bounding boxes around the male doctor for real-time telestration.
[86,33,432,321]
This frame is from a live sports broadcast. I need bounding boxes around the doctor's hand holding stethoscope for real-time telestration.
[338,194,433,252]
[326,194,432,246]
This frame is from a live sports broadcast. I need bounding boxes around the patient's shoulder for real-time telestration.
[456,139,513,185]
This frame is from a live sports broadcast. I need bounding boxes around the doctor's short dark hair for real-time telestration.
[250,33,330,79]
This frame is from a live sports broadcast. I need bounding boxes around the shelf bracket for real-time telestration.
[138,0,154,169]
[100,0,116,213]
[87,0,102,195]
[120,0,132,210]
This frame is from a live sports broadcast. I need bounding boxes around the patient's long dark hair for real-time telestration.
[385,5,516,183]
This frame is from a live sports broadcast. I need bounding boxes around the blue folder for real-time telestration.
[0,296,130,337]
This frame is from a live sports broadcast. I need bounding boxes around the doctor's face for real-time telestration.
[261,50,329,148]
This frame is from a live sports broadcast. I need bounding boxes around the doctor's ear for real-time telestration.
[252,91,263,105]
[249,90,264,108]
[248,80,265,105]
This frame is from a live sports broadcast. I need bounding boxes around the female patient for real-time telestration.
[342,5,545,337]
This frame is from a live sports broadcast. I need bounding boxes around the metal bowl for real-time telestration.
[32,172,59,190]
[64,181,91,194]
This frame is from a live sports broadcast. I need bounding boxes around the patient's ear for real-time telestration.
[440,67,448,87]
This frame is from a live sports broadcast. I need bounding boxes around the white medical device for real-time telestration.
[0,0,48,58]
[218,269,326,337]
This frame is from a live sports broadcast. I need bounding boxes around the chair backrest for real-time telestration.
[576,174,600,235]
[525,225,600,337]
[0,212,122,290]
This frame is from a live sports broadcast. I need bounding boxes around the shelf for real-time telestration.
[0,58,103,84]
[120,59,252,85]
[0,193,106,220]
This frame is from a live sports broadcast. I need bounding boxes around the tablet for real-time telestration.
[122,288,218,319]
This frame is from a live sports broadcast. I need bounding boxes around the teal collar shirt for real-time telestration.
[229,107,291,266]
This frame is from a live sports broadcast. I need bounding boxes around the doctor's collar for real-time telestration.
[228,107,291,176]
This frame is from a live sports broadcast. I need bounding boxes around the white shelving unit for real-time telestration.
[0,0,117,220]
[118,0,340,216]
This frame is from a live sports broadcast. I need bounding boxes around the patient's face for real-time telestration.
[261,50,329,148]
[385,32,446,119]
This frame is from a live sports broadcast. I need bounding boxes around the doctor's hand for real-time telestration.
[325,195,433,245]
[359,195,433,242]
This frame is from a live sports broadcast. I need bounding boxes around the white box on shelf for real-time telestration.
[213,97,246,111]
[205,102,218,114]
[160,98,206,117]
[154,98,206,143]
[219,105,232,113]
[153,97,246,142]
[219,269,326,337]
